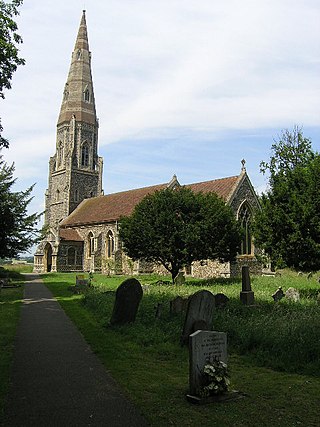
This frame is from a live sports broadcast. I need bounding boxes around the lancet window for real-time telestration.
[238,202,253,255]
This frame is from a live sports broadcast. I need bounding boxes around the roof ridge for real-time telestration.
[186,174,239,187]
[106,182,168,197]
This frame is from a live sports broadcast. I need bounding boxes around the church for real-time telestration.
[34,11,261,278]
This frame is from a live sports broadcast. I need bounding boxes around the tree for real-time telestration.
[0,154,41,258]
[119,187,241,282]
[254,126,320,271]
[0,0,25,147]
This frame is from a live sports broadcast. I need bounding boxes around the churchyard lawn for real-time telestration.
[40,270,320,426]
[1,268,320,425]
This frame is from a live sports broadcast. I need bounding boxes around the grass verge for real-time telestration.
[43,272,320,426]
[0,269,24,419]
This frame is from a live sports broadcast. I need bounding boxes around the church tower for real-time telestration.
[45,10,103,227]
[34,11,103,272]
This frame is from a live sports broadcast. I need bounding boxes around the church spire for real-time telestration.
[74,10,89,51]
[58,10,97,125]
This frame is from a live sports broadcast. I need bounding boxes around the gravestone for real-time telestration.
[110,278,143,325]
[189,330,227,396]
[174,272,186,286]
[214,293,229,308]
[0,278,20,289]
[240,266,254,305]
[181,290,215,345]
[170,296,189,314]
[272,287,285,302]
[155,303,163,319]
[76,275,89,287]
[285,287,300,302]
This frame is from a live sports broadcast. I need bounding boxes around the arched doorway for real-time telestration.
[44,243,53,272]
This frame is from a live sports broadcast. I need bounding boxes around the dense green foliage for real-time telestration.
[254,127,320,270]
[0,155,41,258]
[120,187,241,281]
[0,0,25,147]
[0,2,34,259]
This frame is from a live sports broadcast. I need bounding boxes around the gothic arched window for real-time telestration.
[84,87,90,102]
[87,232,94,258]
[81,143,89,167]
[63,84,69,101]
[58,141,64,167]
[238,202,253,255]
[106,231,114,258]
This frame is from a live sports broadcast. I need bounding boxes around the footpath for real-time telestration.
[3,274,149,426]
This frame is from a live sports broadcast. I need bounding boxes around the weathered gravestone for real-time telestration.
[240,266,254,305]
[76,275,89,286]
[285,287,300,302]
[174,272,186,286]
[181,290,215,345]
[272,286,285,302]
[69,275,89,294]
[110,278,143,325]
[214,293,229,308]
[170,296,189,314]
[188,330,227,397]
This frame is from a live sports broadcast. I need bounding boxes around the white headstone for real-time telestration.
[189,330,227,396]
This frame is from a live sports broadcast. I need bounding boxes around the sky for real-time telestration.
[2,0,320,236]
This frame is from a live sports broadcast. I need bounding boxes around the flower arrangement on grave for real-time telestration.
[198,359,230,397]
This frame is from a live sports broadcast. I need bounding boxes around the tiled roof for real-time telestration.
[59,228,83,241]
[60,175,240,228]
[187,176,239,200]
[60,182,168,227]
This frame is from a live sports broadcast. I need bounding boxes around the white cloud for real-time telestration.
[1,0,319,193]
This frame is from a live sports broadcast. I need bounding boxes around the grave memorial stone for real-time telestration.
[170,296,188,314]
[272,287,285,302]
[214,293,229,308]
[70,274,89,294]
[285,287,300,302]
[174,272,186,286]
[76,275,89,286]
[188,330,227,396]
[240,266,255,305]
[181,290,215,345]
[110,278,143,325]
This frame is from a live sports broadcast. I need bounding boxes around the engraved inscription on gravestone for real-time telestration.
[189,330,227,396]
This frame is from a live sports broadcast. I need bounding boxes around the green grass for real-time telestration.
[42,271,320,426]
[1,263,33,274]
[0,269,24,419]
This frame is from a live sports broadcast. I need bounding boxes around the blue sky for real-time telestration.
[2,0,320,233]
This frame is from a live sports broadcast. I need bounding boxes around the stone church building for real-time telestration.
[34,11,261,278]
